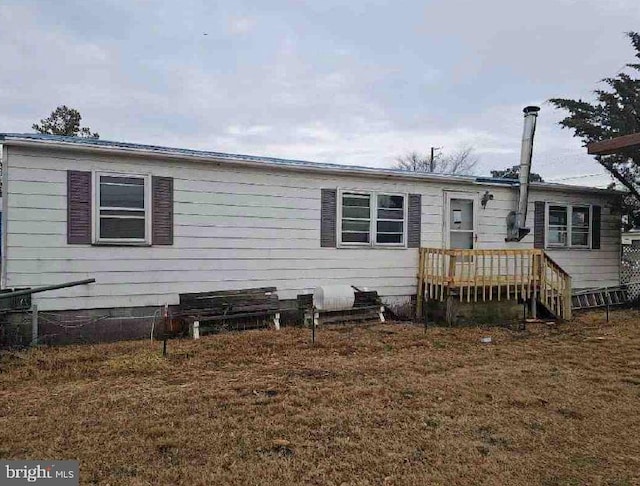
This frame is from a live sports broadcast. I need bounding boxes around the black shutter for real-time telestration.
[67,170,92,244]
[533,201,546,249]
[152,176,174,245]
[320,189,337,247]
[592,205,601,249]
[407,193,422,248]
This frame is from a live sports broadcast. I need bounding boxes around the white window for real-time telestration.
[546,204,591,249]
[376,194,405,245]
[339,190,406,247]
[571,206,591,247]
[341,192,371,244]
[95,173,151,244]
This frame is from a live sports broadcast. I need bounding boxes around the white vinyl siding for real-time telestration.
[1,145,621,311]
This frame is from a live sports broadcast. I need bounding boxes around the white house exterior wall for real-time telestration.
[1,145,620,311]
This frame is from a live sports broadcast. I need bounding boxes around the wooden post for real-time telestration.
[416,248,425,319]
[473,252,478,302]
[466,252,472,303]
[430,250,435,300]
[481,251,486,302]
[489,253,494,301]
[441,249,446,301]
[31,304,38,346]
[191,320,200,340]
[505,252,510,300]
[435,250,440,300]
[540,254,546,308]
[564,275,572,320]
[312,314,316,343]
[532,253,539,318]
[520,252,525,299]
[445,295,454,327]
[497,253,502,301]
[511,251,516,300]
[531,297,537,319]
[552,268,557,315]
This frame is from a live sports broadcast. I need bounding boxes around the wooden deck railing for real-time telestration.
[417,248,572,320]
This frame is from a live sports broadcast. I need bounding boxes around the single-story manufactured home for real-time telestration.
[0,127,621,342]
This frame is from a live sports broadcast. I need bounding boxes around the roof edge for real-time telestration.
[0,133,620,196]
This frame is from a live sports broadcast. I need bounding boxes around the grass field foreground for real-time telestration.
[1,311,639,485]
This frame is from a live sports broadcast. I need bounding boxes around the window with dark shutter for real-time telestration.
[407,193,421,248]
[540,202,599,249]
[95,173,150,244]
[320,189,337,247]
[533,201,545,249]
[152,176,174,245]
[326,189,414,248]
[67,170,92,244]
[592,205,601,249]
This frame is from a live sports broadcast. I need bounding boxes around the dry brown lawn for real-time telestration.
[1,311,640,485]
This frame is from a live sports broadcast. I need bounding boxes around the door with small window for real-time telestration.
[444,192,477,250]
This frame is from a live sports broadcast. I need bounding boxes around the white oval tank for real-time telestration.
[313,285,355,312]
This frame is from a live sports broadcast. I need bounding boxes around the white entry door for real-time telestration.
[444,192,478,250]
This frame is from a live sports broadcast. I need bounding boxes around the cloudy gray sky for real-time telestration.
[1,0,639,186]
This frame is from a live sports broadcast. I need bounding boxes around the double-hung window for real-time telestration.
[341,192,372,244]
[95,173,151,244]
[546,204,591,249]
[571,206,590,247]
[339,190,406,247]
[376,194,405,244]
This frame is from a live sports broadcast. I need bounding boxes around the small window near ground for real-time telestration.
[546,204,591,249]
[96,174,149,243]
[341,193,371,244]
[376,194,405,244]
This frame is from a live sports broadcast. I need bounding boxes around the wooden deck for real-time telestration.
[417,248,572,320]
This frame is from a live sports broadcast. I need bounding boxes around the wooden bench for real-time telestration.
[177,287,280,338]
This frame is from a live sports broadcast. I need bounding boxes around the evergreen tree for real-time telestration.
[32,105,99,138]
[490,165,544,182]
[549,32,640,202]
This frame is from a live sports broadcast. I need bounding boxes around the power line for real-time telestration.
[546,173,608,182]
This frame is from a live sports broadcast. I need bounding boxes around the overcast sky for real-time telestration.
[1,0,639,186]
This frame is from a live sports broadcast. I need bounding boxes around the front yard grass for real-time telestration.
[1,310,639,485]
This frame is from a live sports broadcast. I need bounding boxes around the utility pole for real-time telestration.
[429,147,441,172]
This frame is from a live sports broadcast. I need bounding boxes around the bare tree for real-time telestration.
[394,146,478,175]
[395,151,431,172]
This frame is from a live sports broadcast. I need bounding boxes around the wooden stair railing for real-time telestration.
[539,252,572,320]
[417,248,572,320]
